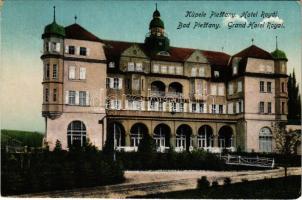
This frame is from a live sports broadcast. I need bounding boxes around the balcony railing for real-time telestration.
[166,92,183,98]
[115,146,235,153]
[150,91,165,97]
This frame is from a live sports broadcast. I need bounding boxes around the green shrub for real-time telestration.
[197,176,210,189]
[223,177,232,186]
[211,180,219,187]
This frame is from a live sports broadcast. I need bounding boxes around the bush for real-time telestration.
[223,177,232,186]
[1,145,125,196]
[211,180,219,187]
[197,176,210,189]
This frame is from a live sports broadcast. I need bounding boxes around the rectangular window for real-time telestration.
[172,102,177,112]
[113,78,119,89]
[53,88,57,102]
[128,62,134,71]
[281,102,285,114]
[68,46,75,54]
[153,64,159,73]
[238,101,242,113]
[237,81,242,93]
[260,81,265,92]
[199,67,205,77]
[159,101,163,111]
[169,66,175,74]
[125,78,131,90]
[150,100,155,110]
[69,66,76,79]
[192,103,196,112]
[136,63,143,71]
[268,102,272,113]
[79,67,86,80]
[109,62,115,68]
[218,85,224,96]
[211,104,216,113]
[228,103,233,114]
[52,64,58,79]
[281,82,285,93]
[69,91,76,105]
[233,65,238,75]
[45,88,49,102]
[211,84,217,95]
[259,101,264,113]
[214,71,220,77]
[45,64,50,79]
[191,67,197,77]
[176,66,182,75]
[79,47,87,56]
[219,105,223,114]
[180,102,184,112]
[267,82,272,93]
[199,103,204,113]
[161,65,167,73]
[79,91,86,106]
[228,83,233,95]
[106,78,110,89]
[113,100,120,110]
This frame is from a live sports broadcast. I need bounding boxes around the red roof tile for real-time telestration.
[65,24,102,42]
[232,45,273,60]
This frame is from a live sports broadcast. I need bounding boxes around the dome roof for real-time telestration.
[153,9,160,18]
[271,49,287,60]
[149,17,164,29]
[43,21,65,38]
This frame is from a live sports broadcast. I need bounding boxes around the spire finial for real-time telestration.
[251,38,254,45]
[276,36,278,49]
[155,3,157,10]
[74,15,77,24]
[222,47,224,52]
[53,6,56,22]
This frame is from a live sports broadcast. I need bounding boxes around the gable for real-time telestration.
[121,44,148,58]
[186,50,208,63]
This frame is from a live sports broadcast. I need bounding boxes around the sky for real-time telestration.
[0,1,301,132]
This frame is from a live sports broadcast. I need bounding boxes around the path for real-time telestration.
[16,167,301,198]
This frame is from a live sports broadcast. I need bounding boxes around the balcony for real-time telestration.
[166,92,183,98]
[150,90,165,97]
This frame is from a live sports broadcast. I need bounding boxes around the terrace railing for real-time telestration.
[221,154,275,168]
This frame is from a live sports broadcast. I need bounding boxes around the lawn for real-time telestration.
[132,175,301,199]
[1,129,44,147]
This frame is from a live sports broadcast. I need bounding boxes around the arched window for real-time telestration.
[198,125,214,148]
[67,121,86,147]
[259,127,272,152]
[130,123,148,147]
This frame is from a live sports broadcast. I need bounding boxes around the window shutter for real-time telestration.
[204,103,207,113]
[109,78,114,88]
[196,103,200,113]
[110,100,114,109]
[56,43,61,52]
[65,91,69,104]
[216,104,219,114]
[75,91,79,105]
[86,48,90,56]
[118,100,122,110]
[80,67,86,80]
[65,45,69,53]
[162,102,166,112]
[147,101,151,111]
[176,103,180,112]
[125,99,129,110]
[168,102,172,112]
[69,66,75,79]
[76,46,80,55]
[223,105,226,114]
[241,100,244,112]
[141,101,145,111]
[236,102,239,113]
[209,104,212,113]
[189,102,192,112]
[183,103,187,112]
[86,91,90,106]
[155,102,159,111]
[118,78,123,89]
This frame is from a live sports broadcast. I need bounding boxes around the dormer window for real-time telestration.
[136,63,143,71]
[128,62,134,71]
[199,67,205,77]
[214,71,220,77]
[109,62,115,68]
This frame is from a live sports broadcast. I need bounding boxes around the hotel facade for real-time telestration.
[41,8,288,153]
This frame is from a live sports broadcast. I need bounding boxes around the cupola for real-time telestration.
[42,6,65,39]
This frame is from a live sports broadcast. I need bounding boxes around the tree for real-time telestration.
[287,70,301,120]
[273,122,300,176]
[138,133,156,153]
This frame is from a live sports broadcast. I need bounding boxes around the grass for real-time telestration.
[1,129,44,147]
[132,175,301,199]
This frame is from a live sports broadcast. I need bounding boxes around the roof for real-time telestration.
[103,40,231,66]
[65,23,102,42]
[271,49,288,61]
[232,45,273,60]
[43,21,65,38]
